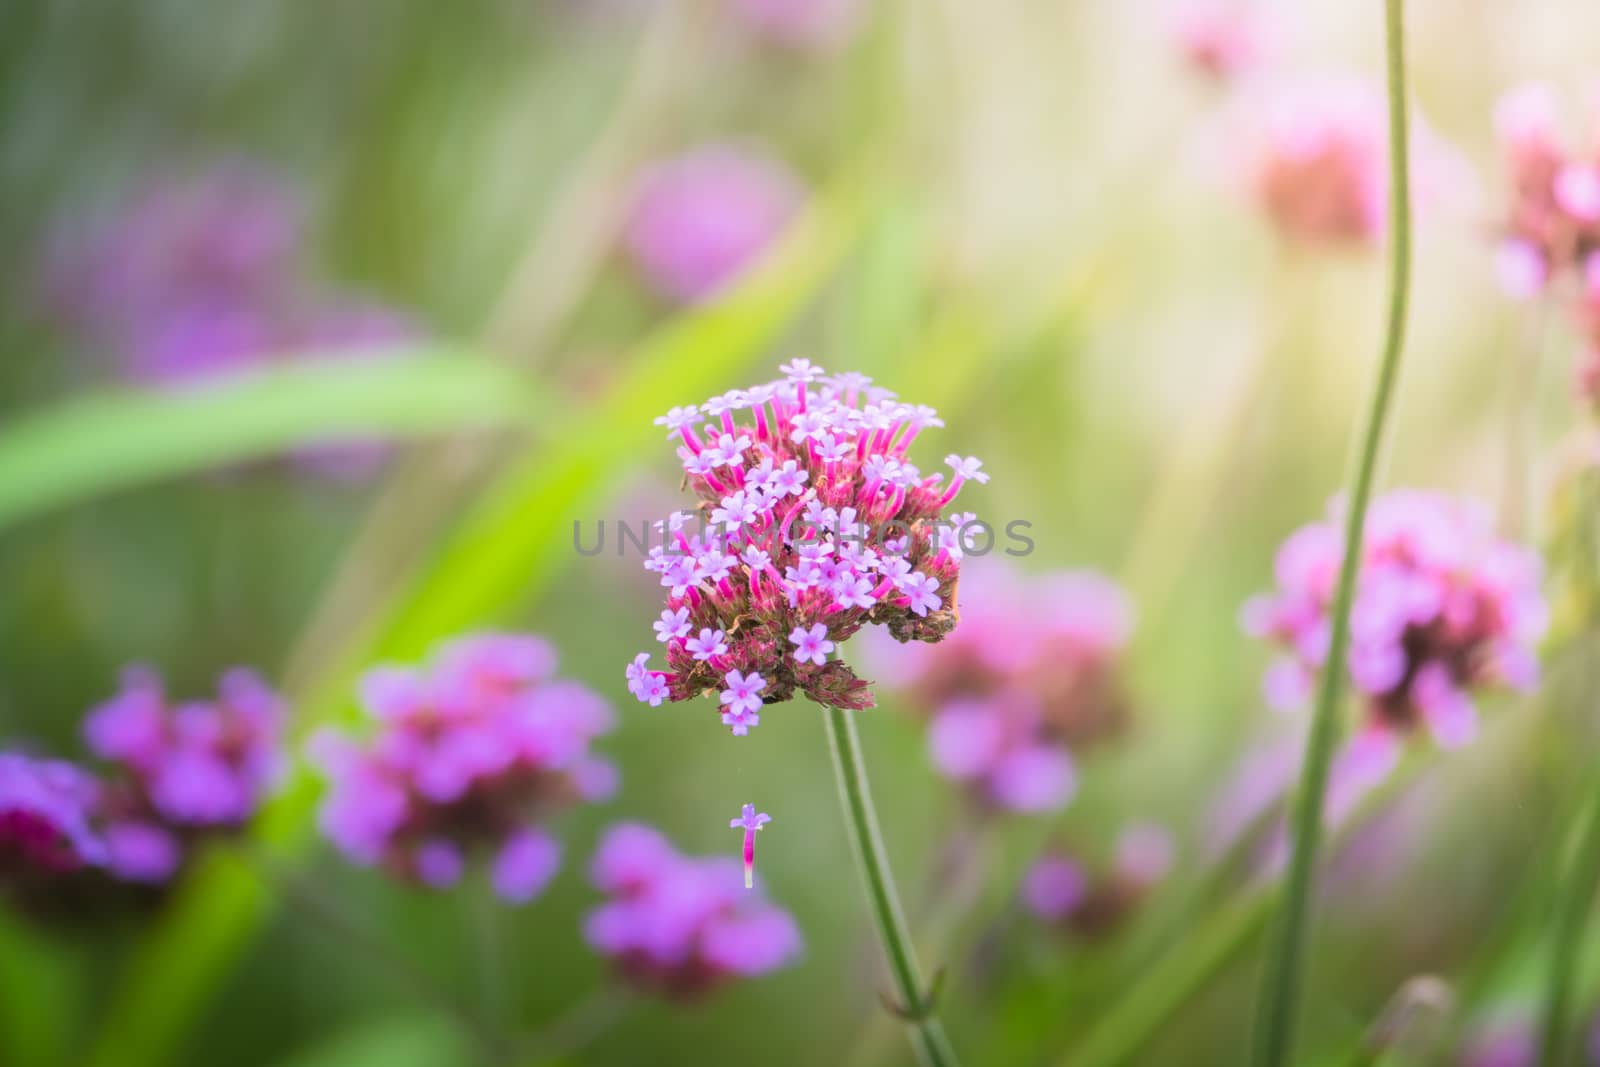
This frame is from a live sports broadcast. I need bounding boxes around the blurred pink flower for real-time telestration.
[585,822,801,996]
[1243,491,1547,746]
[312,633,614,903]
[85,666,284,883]
[624,145,805,305]
[41,161,418,473]
[1494,82,1600,300]
[1247,79,1467,249]
[0,753,106,880]
[871,560,1133,814]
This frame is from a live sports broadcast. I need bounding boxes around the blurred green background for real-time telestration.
[2,1,1599,1065]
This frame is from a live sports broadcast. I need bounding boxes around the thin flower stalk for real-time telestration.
[1249,1,1414,1063]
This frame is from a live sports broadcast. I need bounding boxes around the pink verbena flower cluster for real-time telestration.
[1243,491,1548,747]
[85,667,286,882]
[0,753,106,882]
[1489,84,1600,410]
[1246,80,1465,250]
[625,361,989,734]
[1492,83,1600,299]
[312,634,615,903]
[870,560,1133,813]
[584,823,801,997]
[1250,81,1390,246]
[1020,824,1174,937]
[624,145,805,306]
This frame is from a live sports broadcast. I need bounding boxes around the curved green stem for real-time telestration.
[823,705,961,1067]
[1250,2,1413,1062]
[1536,771,1600,1066]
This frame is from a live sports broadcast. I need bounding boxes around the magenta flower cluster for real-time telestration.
[870,560,1133,813]
[0,753,107,880]
[312,634,615,903]
[86,666,285,882]
[584,823,801,997]
[1243,491,1548,747]
[1493,84,1600,300]
[2,667,285,891]
[625,361,989,734]
[43,161,413,409]
[1491,85,1600,410]
[624,145,805,306]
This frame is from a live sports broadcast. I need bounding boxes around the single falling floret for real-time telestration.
[728,803,772,889]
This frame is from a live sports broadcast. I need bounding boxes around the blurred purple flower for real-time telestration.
[585,822,800,996]
[41,161,419,473]
[85,666,285,882]
[1243,491,1547,747]
[624,145,805,305]
[871,560,1133,814]
[311,633,614,904]
[1494,83,1600,300]
[0,752,106,879]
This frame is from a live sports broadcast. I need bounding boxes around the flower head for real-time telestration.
[41,162,418,473]
[627,364,991,735]
[0,753,106,881]
[1243,491,1547,746]
[81,666,283,883]
[1494,83,1600,300]
[312,633,614,903]
[1247,79,1466,249]
[585,823,801,996]
[870,560,1133,813]
[624,146,805,305]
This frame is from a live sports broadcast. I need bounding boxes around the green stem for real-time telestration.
[1536,771,1600,1066]
[1249,1,1413,1064]
[823,705,961,1067]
